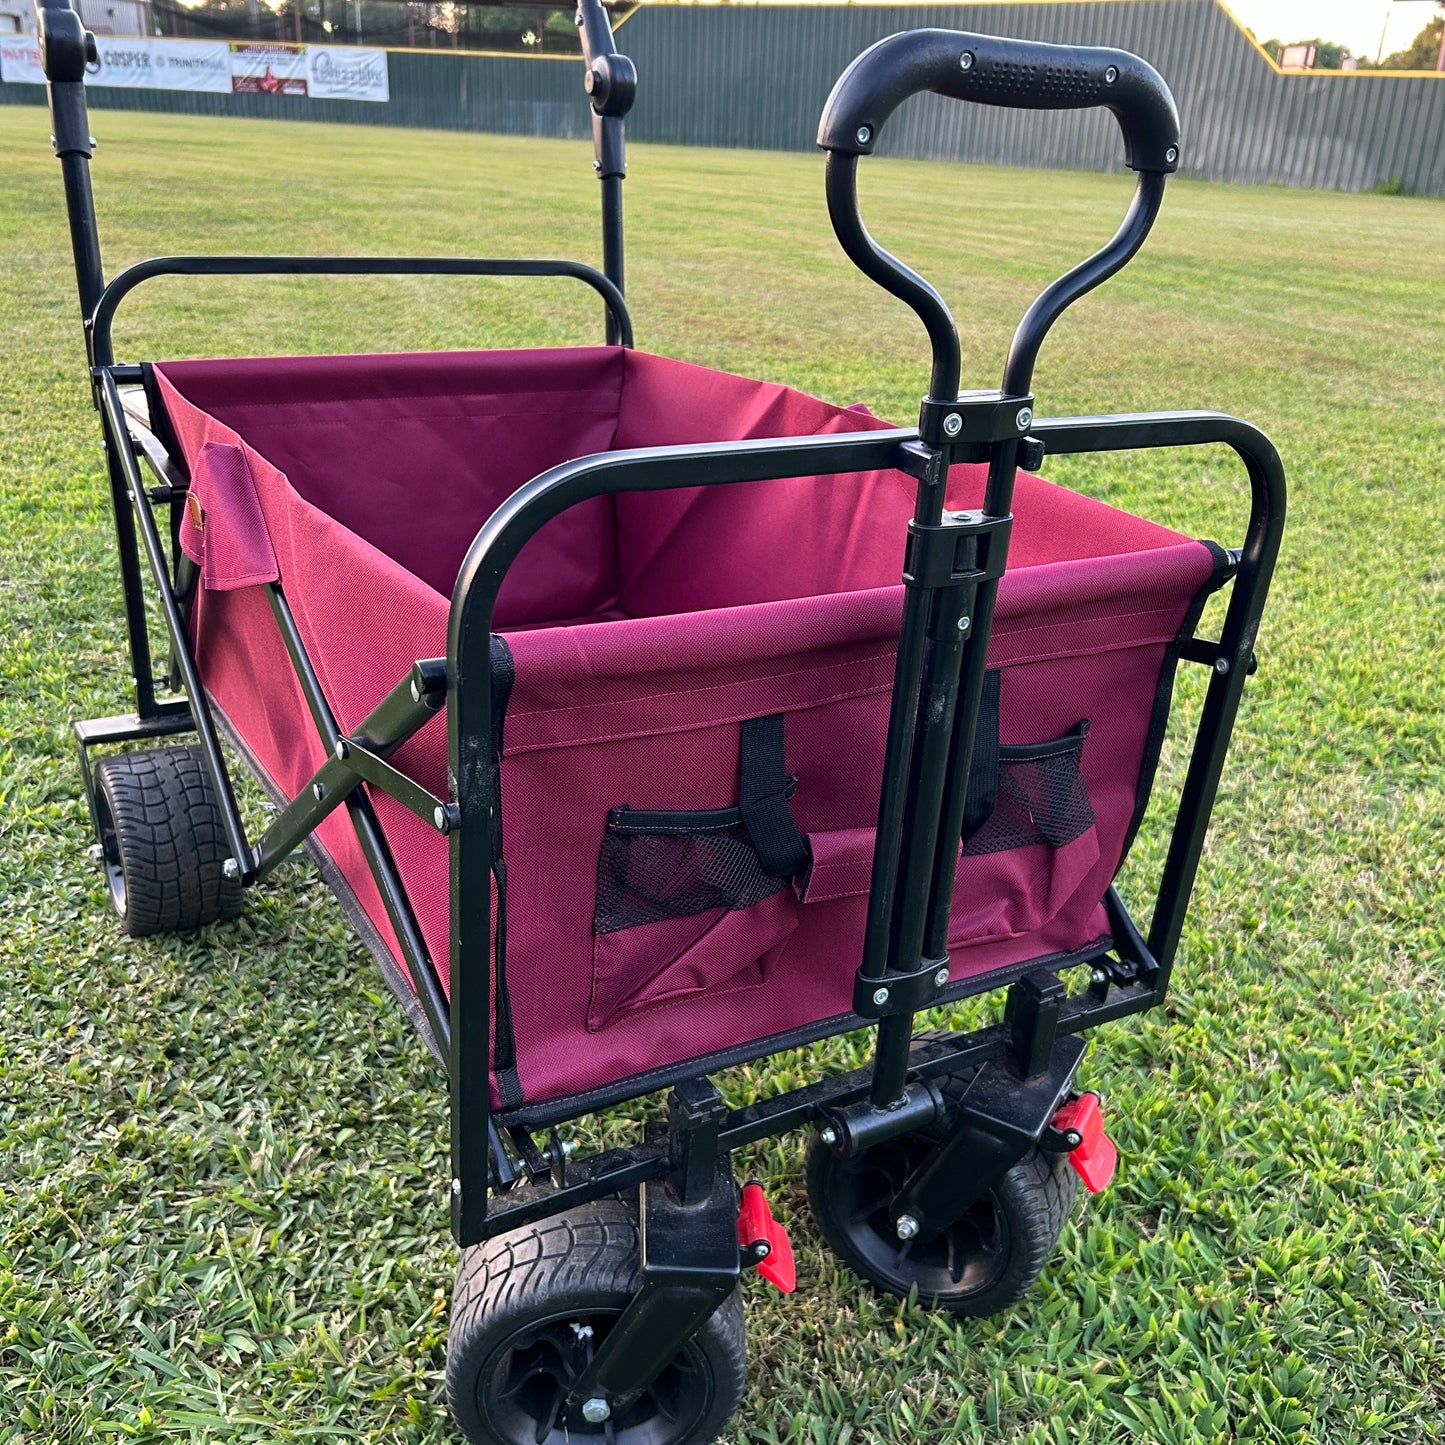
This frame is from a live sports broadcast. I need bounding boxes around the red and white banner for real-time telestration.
[229,42,309,97]
[0,36,45,85]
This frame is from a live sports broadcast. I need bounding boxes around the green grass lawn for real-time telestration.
[1,104,1442,1445]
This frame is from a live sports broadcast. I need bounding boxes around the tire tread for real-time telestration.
[93,745,242,936]
[447,1196,745,1445]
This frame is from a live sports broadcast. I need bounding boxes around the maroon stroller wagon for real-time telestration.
[38,3,1283,1441]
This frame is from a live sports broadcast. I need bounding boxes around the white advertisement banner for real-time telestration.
[1,34,390,103]
[307,46,389,103]
[0,36,45,85]
[88,37,161,89]
[149,39,232,94]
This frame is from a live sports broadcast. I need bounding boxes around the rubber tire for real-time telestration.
[805,1038,1078,1319]
[447,1196,746,1445]
[92,745,243,936]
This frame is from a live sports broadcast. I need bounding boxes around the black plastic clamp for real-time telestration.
[853,954,951,1018]
[918,390,1034,454]
[902,510,1012,591]
[1004,968,1066,1078]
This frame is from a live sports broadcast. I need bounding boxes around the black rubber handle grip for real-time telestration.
[36,0,91,84]
[818,29,1180,174]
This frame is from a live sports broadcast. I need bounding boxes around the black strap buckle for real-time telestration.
[902,510,1013,590]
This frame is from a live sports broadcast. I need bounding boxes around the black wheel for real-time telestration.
[447,1196,746,1445]
[91,745,243,937]
[805,1043,1078,1318]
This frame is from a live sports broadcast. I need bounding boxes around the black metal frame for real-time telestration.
[39,4,1284,1421]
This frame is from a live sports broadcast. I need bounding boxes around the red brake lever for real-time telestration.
[737,1181,796,1293]
[1052,1091,1118,1193]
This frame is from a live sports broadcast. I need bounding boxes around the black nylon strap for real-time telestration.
[739,714,811,879]
[960,668,1002,848]
[487,635,522,1109]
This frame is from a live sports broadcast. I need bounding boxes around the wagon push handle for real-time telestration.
[36,0,105,328]
[818,30,1180,402]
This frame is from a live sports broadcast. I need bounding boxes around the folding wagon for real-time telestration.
[35,1,1284,1439]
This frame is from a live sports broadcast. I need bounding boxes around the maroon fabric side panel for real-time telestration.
[612,351,916,616]
[157,349,626,627]
[500,541,1213,755]
[491,539,1216,1105]
[154,367,453,993]
[150,347,1218,1111]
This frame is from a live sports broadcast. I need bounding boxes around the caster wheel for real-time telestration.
[91,745,243,936]
[805,1042,1078,1318]
[447,1196,746,1445]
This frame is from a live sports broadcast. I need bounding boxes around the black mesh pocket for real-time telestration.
[964,722,1095,857]
[594,797,796,936]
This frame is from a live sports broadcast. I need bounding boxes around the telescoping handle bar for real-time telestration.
[818,30,1180,404]
[576,0,637,344]
[814,31,1182,1116]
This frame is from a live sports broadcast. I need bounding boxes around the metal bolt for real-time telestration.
[561,1138,579,1157]
[221,858,240,881]
[895,1214,920,1240]
[959,51,974,72]
[1064,1130,1084,1149]
[1214,657,1231,676]
[581,1399,611,1425]
[1015,406,1034,431]
[1090,968,1109,987]
[451,1177,462,1196]
[312,782,326,802]
[855,125,872,146]
[819,1125,839,1147]
[872,986,890,1007]
[755,1240,771,1258]
[88,843,103,861]
[410,678,423,703]
[1104,65,1118,84]
[434,805,451,834]
[934,967,950,988]
[334,738,349,761]
[942,411,963,437]
[1166,145,1179,165]
[957,615,971,633]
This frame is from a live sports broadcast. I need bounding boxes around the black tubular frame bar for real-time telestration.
[82,253,631,727]
[92,369,461,1058]
[37,0,635,733]
[88,255,634,371]
[444,408,1284,1244]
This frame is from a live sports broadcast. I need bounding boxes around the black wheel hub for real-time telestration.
[833,1134,1012,1302]
[93,789,127,917]
[484,1308,709,1445]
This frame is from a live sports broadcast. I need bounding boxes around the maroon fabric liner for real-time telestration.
[153,347,1217,1108]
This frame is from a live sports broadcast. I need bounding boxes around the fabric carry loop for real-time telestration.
[960,668,1002,848]
[739,714,811,879]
